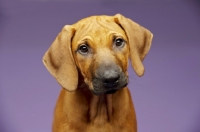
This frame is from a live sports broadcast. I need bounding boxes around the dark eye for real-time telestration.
[78,44,89,55]
[114,38,125,47]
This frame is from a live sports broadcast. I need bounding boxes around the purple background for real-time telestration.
[0,0,200,132]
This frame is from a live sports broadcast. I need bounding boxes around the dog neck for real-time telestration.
[76,84,113,124]
[89,94,113,123]
[76,73,113,123]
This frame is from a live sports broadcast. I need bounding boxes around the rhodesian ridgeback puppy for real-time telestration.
[43,14,153,132]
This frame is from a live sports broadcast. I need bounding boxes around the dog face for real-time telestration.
[72,16,129,95]
[42,14,153,94]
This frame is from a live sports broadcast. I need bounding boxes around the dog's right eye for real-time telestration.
[78,44,89,55]
[113,37,125,49]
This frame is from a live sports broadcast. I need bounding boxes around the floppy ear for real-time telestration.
[114,14,153,76]
[42,25,78,91]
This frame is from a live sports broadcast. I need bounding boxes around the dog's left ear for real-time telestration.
[42,25,78,91]
[114,14,153,76]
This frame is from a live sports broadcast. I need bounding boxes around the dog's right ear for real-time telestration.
[42,25,78,91]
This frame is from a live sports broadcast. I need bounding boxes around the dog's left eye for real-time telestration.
[114,38,125,47]
[78,44,89,55]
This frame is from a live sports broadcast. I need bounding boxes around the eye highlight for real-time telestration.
[114,37,125,48]
[78,44,89,55]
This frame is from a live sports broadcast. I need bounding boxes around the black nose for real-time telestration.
[102,70,120,88]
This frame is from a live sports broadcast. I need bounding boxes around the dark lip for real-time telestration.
[92,86,126,96]
[105,89,117,94]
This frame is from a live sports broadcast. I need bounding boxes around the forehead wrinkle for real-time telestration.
[79,17,113,35]
[107,31,128,42]
[108,31,125,37]
[77,36,94,44]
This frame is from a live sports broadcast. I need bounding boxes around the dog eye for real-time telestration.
[78,44,89,54]
[114,38,125,47]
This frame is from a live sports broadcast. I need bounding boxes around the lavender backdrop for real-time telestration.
[0,0,200,132]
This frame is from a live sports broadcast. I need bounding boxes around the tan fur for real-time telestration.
[43,14,153,132]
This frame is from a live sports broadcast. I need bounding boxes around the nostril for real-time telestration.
[104,76,119,84]
[103,75,120,88]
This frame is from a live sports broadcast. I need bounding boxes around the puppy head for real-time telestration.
[71,16,129,95]
[42,14,153,94]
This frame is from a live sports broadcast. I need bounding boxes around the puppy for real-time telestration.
[43,14,153,132]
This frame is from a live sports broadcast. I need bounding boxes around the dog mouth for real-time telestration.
[91,82,128,95]
[91,77,128,95]
[105,89,117,94]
